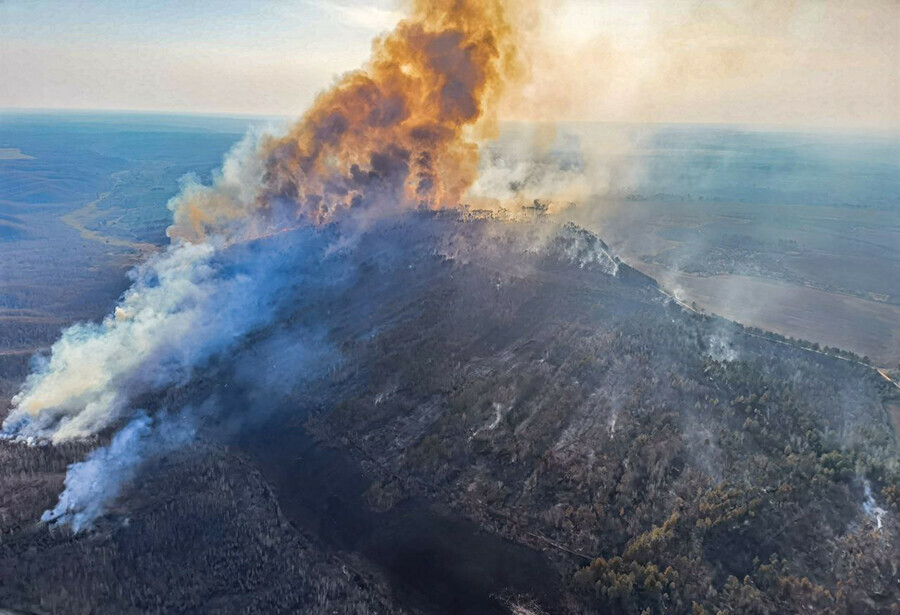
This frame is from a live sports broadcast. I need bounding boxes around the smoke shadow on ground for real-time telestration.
[236,418,565,614]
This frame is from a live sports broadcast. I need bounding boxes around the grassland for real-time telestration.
[601,197,900,367]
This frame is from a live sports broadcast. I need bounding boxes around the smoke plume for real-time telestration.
[1,0,531,530]
[41,410,197,533]
[168,0,525,243]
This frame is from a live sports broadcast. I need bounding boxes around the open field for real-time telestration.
[572,126,900,368]
[0,149,33,161]
[603,197,900,367]
[634,261,900,366]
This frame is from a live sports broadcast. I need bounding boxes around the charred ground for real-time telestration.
[2,214,898,614]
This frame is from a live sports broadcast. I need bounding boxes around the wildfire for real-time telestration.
[169,0,525,242]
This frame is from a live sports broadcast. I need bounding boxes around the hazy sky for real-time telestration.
[1,0,898,128]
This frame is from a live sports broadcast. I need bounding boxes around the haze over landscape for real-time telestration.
[3,0,898,127]
[0,1,898,614]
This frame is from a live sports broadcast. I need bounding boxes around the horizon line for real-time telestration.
[1,106,898,136]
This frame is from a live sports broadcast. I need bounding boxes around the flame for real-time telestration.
[169,0,525,242]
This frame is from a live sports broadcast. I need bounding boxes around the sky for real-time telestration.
[1,0,898,128]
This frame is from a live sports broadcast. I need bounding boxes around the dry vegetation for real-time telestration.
[2,217,897,614]
[304,220,900,614]
[0,440,407,614]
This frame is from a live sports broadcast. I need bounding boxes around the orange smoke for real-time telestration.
[169,0,524,241]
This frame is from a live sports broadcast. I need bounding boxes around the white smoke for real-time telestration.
[470,154,593,209]
[0,115,472,532]
[707,329,739,363]
[3,237,285,442]
[0,125,347,445]
[862,479,887,531]
[13,218,342,531]
[466,123,643,217]
[2,120,632,446]
[0,124,371,531]
[42,410,197,533]
[0,112,631,534]
[166,130,270,244]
